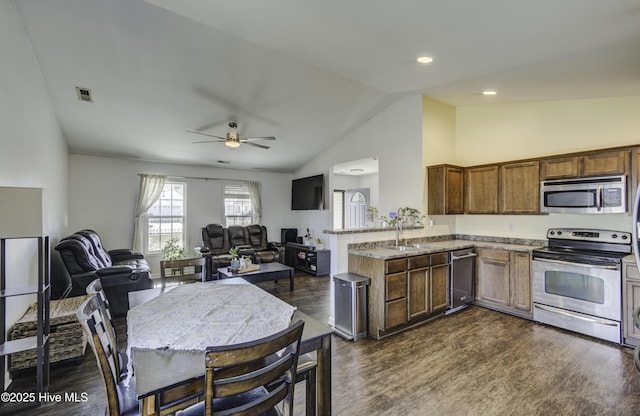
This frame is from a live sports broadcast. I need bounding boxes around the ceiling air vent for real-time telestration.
[75,87,93,103]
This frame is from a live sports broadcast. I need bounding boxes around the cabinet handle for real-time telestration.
[534,303,618,326]
[450,253,477,261]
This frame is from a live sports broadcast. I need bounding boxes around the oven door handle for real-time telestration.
[534,304,618,327]
[533,257,619,270]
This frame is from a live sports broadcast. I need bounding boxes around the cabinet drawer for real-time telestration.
[408,255,429,270]
[625,263,640,280]
[386,272,407,301]
[386,258,407,274]
[431,252,448,266]
[386,298,408,328]
[478,248,510,262]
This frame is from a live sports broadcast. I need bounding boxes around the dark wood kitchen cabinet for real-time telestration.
[475,248,532,318]
[500,161,540,214]
[427,165,464,215]
[465,165,499,214]
[541,149,629,180]
[385,258,408,329]
[349,251,450,339]
[407,253,449,320]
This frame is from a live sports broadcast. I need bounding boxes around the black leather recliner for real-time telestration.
[55,229,152,315]
[201,224,283,276]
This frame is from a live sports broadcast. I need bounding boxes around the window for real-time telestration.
[146,182,185,253]
[224,182,253,226]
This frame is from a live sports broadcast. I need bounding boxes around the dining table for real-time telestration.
[127,278,333,415]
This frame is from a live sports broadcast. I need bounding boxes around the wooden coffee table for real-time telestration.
[217,262,295,291]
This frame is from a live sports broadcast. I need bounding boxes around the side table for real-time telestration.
[159,257,206,288]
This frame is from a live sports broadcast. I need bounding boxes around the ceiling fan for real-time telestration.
[187,122,275,149]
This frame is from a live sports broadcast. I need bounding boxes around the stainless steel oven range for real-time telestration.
[532,228,631,344]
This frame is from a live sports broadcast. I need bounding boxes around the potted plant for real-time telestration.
[367,206,378,227]
[315,237,324,250]
[229,247,240,272]
[399,207,424,225]
[161,237,184,261]
[303,228,312,246]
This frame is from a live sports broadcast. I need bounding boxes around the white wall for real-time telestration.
[0,0,69,386]
[422,96,458,236]
[293,94,424,244]
[69,155,292,274]
[452,95,640,238]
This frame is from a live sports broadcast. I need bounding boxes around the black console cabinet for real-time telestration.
[284,243,330,276]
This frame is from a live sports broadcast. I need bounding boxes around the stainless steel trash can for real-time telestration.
[333,273,370,341]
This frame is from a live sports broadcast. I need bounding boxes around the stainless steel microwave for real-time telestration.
[540,175,627,214]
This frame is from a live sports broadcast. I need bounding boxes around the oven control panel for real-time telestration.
[547,228,631,244]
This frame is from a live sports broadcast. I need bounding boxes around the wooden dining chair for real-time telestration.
[86,278,127,378]
[295,354,317,416]
[177,320,305,416]
[77,294,139,416]
[78,295,203,416]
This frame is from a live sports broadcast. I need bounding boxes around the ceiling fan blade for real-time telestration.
[243,136,276,141]
[192,140,226,144]
[243,141,271,149]
[186,130,226,140]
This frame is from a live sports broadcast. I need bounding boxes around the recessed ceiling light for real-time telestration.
[417,56,433,64]
[483,90,497,96]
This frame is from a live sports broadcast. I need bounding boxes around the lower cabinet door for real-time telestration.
[408,268,428,319]
[386,298,408,328]
[430,264,449,312]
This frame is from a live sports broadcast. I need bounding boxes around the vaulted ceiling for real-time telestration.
[15,0,640,172]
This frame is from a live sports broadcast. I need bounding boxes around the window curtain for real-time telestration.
[133,174,166,253]
[247,181,262,224]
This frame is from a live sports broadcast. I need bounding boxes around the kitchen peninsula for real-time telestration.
[347,236,544,339]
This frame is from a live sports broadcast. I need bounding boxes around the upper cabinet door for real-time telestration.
[582,150,628,177]
[465,165,499,214]
[540,156,579,180]
[500,161,540,214]
[541,150,629,180]
[427,165,464,215]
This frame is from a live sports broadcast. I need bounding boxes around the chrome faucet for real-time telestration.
[395,208,404,246]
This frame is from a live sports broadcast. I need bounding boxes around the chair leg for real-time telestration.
[304,366,317,416]
[296,353,317,416]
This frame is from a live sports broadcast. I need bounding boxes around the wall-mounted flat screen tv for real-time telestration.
[291,174,324,210]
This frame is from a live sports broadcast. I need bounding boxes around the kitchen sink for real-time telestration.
[388,245,419,252]
[413,244,441,249]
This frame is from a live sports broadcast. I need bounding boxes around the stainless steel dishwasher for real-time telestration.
[446,248,476,314]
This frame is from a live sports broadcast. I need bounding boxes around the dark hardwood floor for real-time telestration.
[5,272,640,415]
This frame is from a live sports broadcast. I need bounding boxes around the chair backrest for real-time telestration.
[55,234,107,274]
[77,229,113,267]
[204,319,304,416]
[227,225,248,248]
[76,295,125,416]
[202,224,229,255]
[86,278,122,370]
[246,224,268,251]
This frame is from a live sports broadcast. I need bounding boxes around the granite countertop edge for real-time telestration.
[348,237,544,260]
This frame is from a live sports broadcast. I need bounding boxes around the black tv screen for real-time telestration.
[291,174,324,210]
